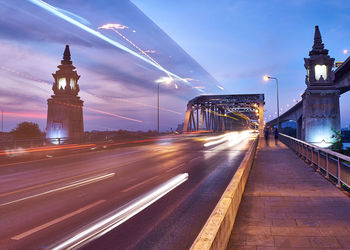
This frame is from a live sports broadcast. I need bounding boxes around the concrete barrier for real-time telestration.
[190,136,259,250]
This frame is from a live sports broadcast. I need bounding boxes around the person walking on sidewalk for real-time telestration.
[264,126,269,146]
[274,128,279,144]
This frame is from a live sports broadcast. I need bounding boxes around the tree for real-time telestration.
[11,122,42,140]
[330,128,343,152]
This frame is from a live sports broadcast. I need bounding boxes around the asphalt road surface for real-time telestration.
[0,131,254,250]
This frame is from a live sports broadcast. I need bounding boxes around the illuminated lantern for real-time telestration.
[46,45,84,143]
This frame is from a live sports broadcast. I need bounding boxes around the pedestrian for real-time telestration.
[274,128,279,144]
[264,126,269,145]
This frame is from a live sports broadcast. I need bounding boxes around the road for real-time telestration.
[0,131,255,250]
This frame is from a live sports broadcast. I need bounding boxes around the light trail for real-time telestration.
[48,100,143,123]
[203,130,252,147]
[1,143,96,156]
[87,92,182,115]
[0,173,115,207]
[84,106,142,123]
[50,173,189,250]
[0,65,51,87]
[0,66,171,118]
[98,24,178,86]
[27,0,187,83]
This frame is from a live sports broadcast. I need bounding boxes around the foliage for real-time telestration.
[11,122,42,140]
[330,127,343,152]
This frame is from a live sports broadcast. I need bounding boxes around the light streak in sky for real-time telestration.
[99,23,178,86]
[0,66,178,117]
[216,84,225,91]
[0,65,50,87]
[27,0,188,83]
[155,76,173,85]
[50,100,143,123]
[100,23,128,30]
[51,173,189,250]
[86,91,181,115]
[84,106,142,123]
[141,50,156,54]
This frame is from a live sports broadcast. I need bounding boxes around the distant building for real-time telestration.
[46,45,84,142]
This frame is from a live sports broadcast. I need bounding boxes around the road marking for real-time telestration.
[0,169,115,198]
[50,173,189,250]
[121,175,159,193]
[11,200,105,240]
[0,173,114,207]
[166,163,185,173]
[189,156,201,163]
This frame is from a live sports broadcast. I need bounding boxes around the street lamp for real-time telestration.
[155,76,173,134]
[263,75,280,131]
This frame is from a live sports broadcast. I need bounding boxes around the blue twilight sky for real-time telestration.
[0,0,350,132]
[132,0,350,127]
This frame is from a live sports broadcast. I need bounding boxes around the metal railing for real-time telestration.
[279,133,350,189]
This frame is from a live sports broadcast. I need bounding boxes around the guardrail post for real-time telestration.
[326,153,329,179]
[310,147,313,167]
[337,157,341,188]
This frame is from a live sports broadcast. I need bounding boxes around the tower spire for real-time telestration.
[309,26,328,56]
[62,45,72,64]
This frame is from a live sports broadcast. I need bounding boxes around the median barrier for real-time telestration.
[190,136,259,250]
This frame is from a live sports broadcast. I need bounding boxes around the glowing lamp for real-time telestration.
[314,64,327,81]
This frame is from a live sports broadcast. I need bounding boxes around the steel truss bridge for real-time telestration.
[183,94,264,133]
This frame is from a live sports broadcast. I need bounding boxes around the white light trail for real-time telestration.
[27,0,187,83]
[51,173,189,250]
[204,130,253,147]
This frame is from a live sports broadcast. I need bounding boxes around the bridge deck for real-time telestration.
[227,139,350,249]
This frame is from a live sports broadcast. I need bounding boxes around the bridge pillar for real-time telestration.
[302,26,340,145]
[302,90,340,143]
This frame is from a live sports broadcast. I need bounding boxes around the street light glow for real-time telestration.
[263,75,270,81]
[344,49,348,54]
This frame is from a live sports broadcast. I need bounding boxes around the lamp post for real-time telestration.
[157,82,160,134]
[155,76,173,135]
[264,75,280,131]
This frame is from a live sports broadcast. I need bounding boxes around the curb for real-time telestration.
[190,136,259,250]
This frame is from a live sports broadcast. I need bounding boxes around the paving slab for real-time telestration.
[227,139,350,249]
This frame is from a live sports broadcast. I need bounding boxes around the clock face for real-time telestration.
[58,77,66,89]
[70,78,76,89]
[315,65,327,81]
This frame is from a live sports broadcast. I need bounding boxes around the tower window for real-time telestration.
[58,77,66,89]
[314,65,327,81]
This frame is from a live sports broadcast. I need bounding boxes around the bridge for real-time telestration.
[267,26,350,147]
[1,27,350,250]
[183,94,264,134]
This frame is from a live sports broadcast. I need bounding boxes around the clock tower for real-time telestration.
[302,26,340,144]
[46,45,84,143]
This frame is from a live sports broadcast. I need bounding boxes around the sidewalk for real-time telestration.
[227,139,350,249]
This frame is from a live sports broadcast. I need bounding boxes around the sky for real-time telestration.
[0,0,350,132]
